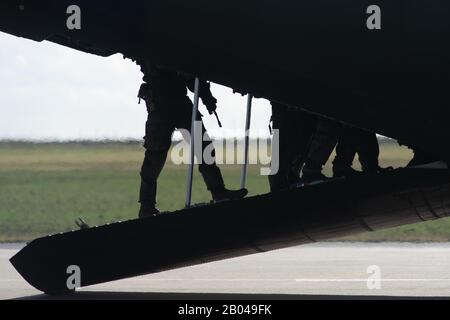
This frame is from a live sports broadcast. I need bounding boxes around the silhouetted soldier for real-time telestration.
[269,102,317,191]
[332,127,382,177]
[301,118,341,183]
[137,61,248,218]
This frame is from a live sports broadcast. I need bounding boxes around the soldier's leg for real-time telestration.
[139,111,174,217]
[177,99,248,201]
[197,119,247,201]
[302,118,341,182]
[269,102,295,191]
[357,130,380,173]
[198,135,225,196]
[289,111,318,184]
[139,150,167,213]
[332,126,359,177]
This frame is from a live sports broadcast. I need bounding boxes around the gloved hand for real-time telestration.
[204,97,222,128]
[204,97,218,115]
[206,103,217,115]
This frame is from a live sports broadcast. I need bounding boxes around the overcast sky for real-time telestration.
[0,33,272,141]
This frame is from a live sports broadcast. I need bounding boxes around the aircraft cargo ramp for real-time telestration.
[10,168,450,294]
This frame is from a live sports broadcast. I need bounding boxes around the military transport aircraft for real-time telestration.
[1,1,449,294]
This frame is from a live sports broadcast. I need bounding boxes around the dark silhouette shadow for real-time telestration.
[14,291,449,300]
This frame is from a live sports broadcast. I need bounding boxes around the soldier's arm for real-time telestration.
[185,77,217,114]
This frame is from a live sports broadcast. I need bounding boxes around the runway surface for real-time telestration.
[1,242,450,300]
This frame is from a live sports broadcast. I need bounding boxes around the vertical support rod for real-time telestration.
[185,77,200,208]
[240,94,253,189]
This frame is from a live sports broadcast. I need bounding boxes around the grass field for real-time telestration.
[0,140,449,242]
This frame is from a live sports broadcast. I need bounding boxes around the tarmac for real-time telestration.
[2,242,450,300]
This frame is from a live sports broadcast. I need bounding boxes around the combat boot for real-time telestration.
[301,172,330,184]
[139,205,160,219]
[138,178,159,219]
[333,167,363,179]
[212,188,249,202]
